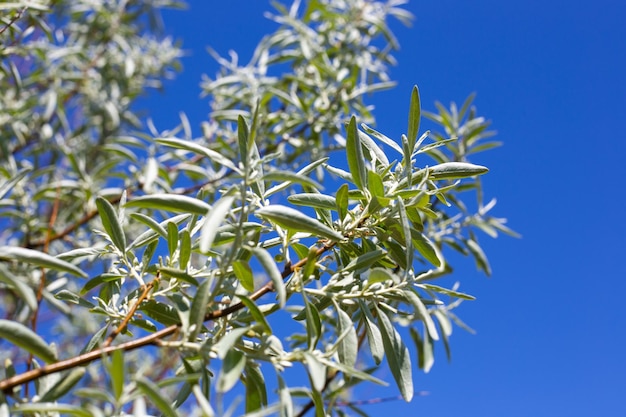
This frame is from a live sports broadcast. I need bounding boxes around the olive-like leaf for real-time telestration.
[39,367,86,402]
[0,319,57,364]
[251,246,285,307]
[428,162,489,180]
[346,115,367,190]
[96,196,126,252]
[407,85,421,148]
[156,137,240,173]
[189,279,211,341]
[125,194,210,216]
[375,305,414,402]
[287,194,336,211]
[359,300,384,365]
[216,349,246,393]
[135,377,177,417]
[0,264,37,310]
[257,205,344,242]
[0,247,86,278]
[200,195,235,253]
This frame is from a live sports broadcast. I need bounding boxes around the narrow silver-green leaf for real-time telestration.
[429,162,489,180]
[287,193,336,211]
[126,194,210,216]
[238,115,250,167]
[404,289,439,341]
[11,403,93,417]
[361,123,403,155]
[346,116,367,190]
[233,260,254,292]
[216,349,246,393]
[95,196,126,252]
[411,231,443,267]
[359,301,384,365]
[257,205,344,242]
[419,284,476,300]
[375,306,414,402]
[200,195,235,253]
[239,296,272,335]
[407,85,421,148]
[410,327,434,373]
[0,246,86,278]
[39,367,86,402]
[335,305,357,368]
[336,183,349,221]
[166,221,179,258]
[466,238,492,276]
[213,327,251,360]
[0,319,57,364]
[245,363,268,413]
[263,171,323,191]
[304,352,326,393]
[252,246,285,307]
[110,350,124,401]
[156,137,241,173]
[135,377,177,417]
[0,264,37,310]
[189,279,211,341]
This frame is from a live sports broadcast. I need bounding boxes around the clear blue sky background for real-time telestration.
[142,1,626,416]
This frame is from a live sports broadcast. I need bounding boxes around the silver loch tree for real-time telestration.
[0,0,515,416]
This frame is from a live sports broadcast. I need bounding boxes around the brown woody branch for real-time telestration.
[0,243,334,393]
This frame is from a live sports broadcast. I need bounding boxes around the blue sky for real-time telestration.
[144,1,626,415]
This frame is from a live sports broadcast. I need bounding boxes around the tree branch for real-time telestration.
[0,242,335,394]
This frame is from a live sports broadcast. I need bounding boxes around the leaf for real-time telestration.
[128,214,190,250]
[239,296,272,335]
[358,301,384,365]
[304,352,327,393]
[0,264,37,310]
[11,404,93,417]
[213,327,251,360]
[411,231,443,267]
[233,260,254,292]
[0,246,86,278]
[375,305,414,402]
[95,196,126,252]
[251,246,285,307]
[358,131,389,166]
[367,268,398,286]
[336,183,349,221]
[245,364,268,413]
[199,195,235,252]
[410,327,434,373]
[428,162,489,180]
[419,284,476,300]
[407,85,421,148]
[287,193,336,211]
[189,279,211,341]
[39,367,86,402]
[0,319,57,364]
[156,137,240,173]
[335,304,358,368]
[257,205,344,242]
[403,289,439,341]
[216,349,246,393]
[166,221,179,258]
[135,377,177,417]
[466,238,492,276]
[303,293,322,350]
[179,228,192,270]
[361,123,403,155]
[277,374,293,417]
[125,194,210,216]
[238,115,250,167]
[263,171,323,190]
[346,116,367,190]
[110,350,124,401]
[343,249,387,273]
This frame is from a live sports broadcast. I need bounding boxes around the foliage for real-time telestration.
[0,0,515,416]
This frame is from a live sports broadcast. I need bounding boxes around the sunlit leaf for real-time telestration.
[257,205,344,242]
[0,320,57,364]
[0,247,86,278]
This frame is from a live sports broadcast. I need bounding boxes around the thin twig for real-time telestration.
[102,275,159,348]
[0,7,25,36]
[0,243,335,393]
